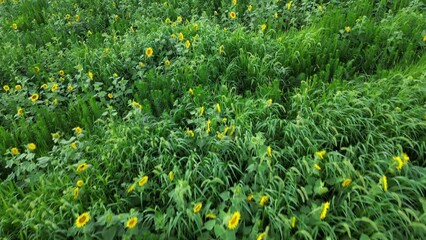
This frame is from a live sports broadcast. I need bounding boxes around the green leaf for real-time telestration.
[359,234,370,240]
[204,220,216,230]
[102,226,117,240]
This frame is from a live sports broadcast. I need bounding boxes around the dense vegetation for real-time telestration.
[1,0,426,239]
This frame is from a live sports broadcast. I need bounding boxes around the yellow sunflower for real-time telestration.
[75,212,90,228]
[145,47,153,57]
[126,216,138,229]
[138,176,148,187]
[77,180,84,187]
[257,232,267,240]
[259,195,269,206]
[74,127,82,135]
[315,150,326,159]
[341,178,352,187]
[76,163,89,173]
[11,147,20,155]
[227,211,241,230]
[27,143,37,151]
[73,187,79,199]
[229,11,236,19]
[193,202,202,213]
[267,146,272,157]
[30,93,39,102]
[127,183,135,193]
[320,202,330,220]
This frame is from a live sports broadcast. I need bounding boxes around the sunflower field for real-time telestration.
[1,0,426,239]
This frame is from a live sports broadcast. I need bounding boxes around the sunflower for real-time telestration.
[59,70,65,76]
[287,1,293,10]
[345,26,351,33]
[17,108,24,116]
[185,40,191,49]
[34,66,40,73]
[75,212,90,228]
[178,32,184,41]
[248,5,252,11]
[12,23,17,30]
[199,106,205,116]
[30,93,39,102]
[217,133,224,139]
[145,47,153,57]
[76,163,89,173]
[193,202,202,213]
[341,178,352,187]
[88,71,93,80]
[127,183,135,193]
[73,187,79,199]
[168,171,174,181]
[261,24,267,31]
[259,195,269,206]
[227,211,241,230]
[75,15,79,22]
[382,175,388,192]
[267,146,272,157]
[402,152,409,163]
[77,180,84,187]
[165,60,171,66]
[108,93,113,99]
[315,150,326,159]
[51,83,58,92]
[74,127,82,135]
[27,143,37,151]
[314,164,321,170]
[15,85,22,90]
[138,176,148,187]
[247,194,254,201]
[11,147,20,155]
[320,202,330,220]
[214,103,220,113]
[229,11,236,19]
[206,213,216,219]
[51,132,60,139]
[206,120,211,133]
[132,101,142,109]
[126,217,138,229]
[291,216,296,228]
[257,232,266,240]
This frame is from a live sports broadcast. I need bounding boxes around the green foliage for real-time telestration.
[1,0,426,239]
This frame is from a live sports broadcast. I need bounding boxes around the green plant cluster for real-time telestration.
[1,0,426,239]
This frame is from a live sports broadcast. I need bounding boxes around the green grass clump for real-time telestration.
[1,0,426,239]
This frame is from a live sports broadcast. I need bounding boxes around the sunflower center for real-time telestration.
[79,216,87,223]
